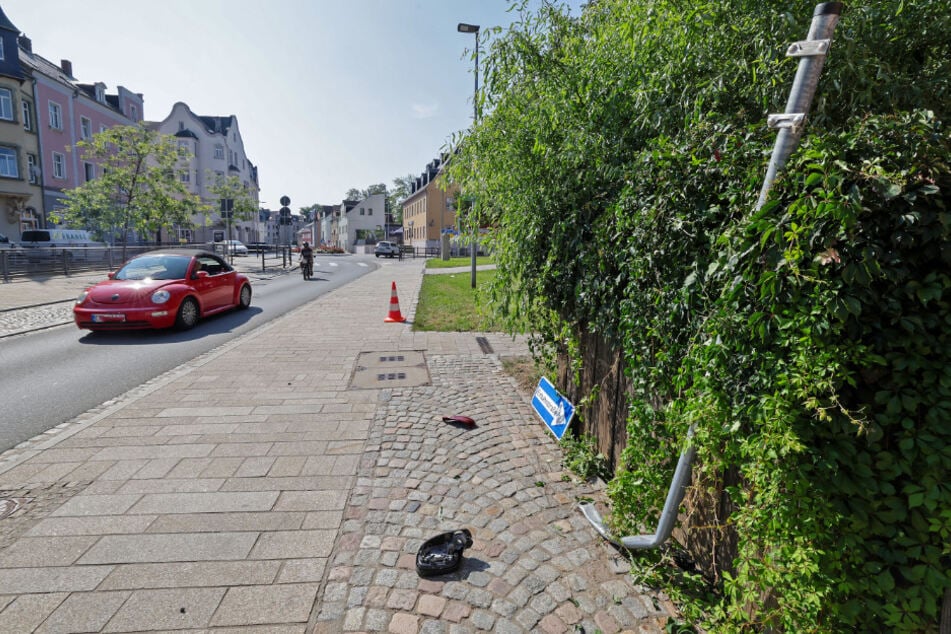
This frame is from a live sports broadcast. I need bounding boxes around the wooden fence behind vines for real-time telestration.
[556,329,738,581]
[556,330,632,472]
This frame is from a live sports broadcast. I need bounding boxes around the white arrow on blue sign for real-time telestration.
[532,376,574,440]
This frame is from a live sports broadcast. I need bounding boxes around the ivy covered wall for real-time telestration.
[448,1,950,630]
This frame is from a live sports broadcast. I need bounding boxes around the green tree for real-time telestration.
[345,183,388,201]
[298,204,320,222]
[57,125,203,260]
[207,172,257,248]
[388,174,416,224]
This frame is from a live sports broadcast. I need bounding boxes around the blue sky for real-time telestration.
[4,0,582,211]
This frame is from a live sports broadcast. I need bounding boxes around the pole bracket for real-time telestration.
[767,112,806,131]
[786,39,830,57]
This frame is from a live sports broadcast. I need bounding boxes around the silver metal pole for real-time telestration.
[580,3,846,553]
[756,2,844,210]
[470,31,479,289]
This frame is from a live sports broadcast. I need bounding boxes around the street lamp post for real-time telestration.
[458,22,479,289]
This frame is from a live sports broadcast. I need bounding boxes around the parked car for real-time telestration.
[374,241,400,258]
[73,249,252,331]
[244,241,270,254]
[219,239,248,256]
[20,228,103,261]
[0,232,18,250]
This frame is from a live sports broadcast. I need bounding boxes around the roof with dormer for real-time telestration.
[0,7,18,33]
[0,7,26,81]
[199,115,234,136]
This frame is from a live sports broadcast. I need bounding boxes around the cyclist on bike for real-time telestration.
[300,242,314,279]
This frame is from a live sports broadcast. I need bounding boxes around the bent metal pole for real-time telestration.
[756,2,844,210]
[580,2,845,551]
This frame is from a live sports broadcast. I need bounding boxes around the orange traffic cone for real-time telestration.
[384,281,406,323]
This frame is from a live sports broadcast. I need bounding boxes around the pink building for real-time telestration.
[19,42,143,223]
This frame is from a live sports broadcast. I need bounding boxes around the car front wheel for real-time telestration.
[238,284,252,309]
[175,297,199,330]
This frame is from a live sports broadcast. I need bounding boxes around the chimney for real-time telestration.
[60,59,73,77]
[19,35,32,53]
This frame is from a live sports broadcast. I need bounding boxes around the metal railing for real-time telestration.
[1,242,293,282]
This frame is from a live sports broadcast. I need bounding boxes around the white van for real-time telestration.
[20,228,102,260]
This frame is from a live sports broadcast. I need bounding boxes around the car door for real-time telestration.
[194,255,235,310]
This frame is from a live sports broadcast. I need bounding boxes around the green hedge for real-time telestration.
[448,1,951,629]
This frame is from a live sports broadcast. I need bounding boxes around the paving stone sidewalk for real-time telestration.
[0,258,677,632]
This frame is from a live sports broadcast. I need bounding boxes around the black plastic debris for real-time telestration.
[416,528,473,577]
[442,415,476,428]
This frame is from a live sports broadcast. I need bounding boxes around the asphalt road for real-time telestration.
[0,257,375,452]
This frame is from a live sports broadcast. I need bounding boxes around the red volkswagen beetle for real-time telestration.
[74,249,252,331]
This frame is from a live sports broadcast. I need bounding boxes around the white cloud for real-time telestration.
[411,102,439,119]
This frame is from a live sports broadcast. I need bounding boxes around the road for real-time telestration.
[0,256,375,452]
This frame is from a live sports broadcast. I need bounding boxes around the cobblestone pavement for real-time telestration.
[315,355,676,633]
[0,301,74,338]
[0,258,678,632]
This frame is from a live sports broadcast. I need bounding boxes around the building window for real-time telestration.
[0,38,4,61]
[214,145,224,160]
[179,170,190,183]
[0,89,15,123]
[368,208,373,215]
[48,102,63,130]
[360,208,365,216]
[84,162,95,181]
[0,88,13,120]
[27,153,38,183]
[0,147,18,178]
[21,99,32,130]
[100,124,106,134]
[80,116,92,139]
[130,104,138,120]
[52,152,66,179]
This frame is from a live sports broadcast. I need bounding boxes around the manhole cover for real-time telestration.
[350,351,430,389]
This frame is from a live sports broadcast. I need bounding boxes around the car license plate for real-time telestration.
[92,313,125,323]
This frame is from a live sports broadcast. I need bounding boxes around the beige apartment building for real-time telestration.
[0,10,42,240]
[401,156,458,252]
[149,102,261,245]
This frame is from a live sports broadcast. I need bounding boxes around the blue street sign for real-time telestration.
[532,377,574,440]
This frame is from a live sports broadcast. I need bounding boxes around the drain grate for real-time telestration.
[476,336,494,354]
[377,372,407,381]
[350,351,430,389]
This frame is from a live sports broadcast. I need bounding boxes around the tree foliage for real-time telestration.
[58,125,204,258]
[449,0,951,630]
[207,172,257,225]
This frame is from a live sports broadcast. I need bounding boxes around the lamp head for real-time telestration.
[457,23,480,33]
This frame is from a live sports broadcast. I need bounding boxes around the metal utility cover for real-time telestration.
[350,351,430,389]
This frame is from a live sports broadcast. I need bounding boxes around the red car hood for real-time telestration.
[86,279,175,305]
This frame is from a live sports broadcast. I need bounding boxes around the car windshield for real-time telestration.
[115,255,191,280]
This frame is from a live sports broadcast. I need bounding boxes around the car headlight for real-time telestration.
[76,290,89,305]
[151,290,171,304]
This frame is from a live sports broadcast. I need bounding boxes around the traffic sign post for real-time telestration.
[279,196,291,258]
[220,199,234,264]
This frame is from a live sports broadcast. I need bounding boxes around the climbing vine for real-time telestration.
[448,0,951,630]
